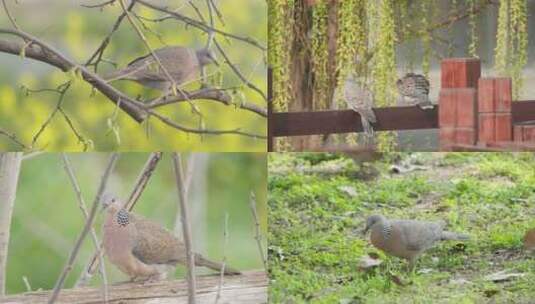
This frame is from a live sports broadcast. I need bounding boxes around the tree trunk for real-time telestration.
[0,152,23,296]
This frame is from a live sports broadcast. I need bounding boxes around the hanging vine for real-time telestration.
[495,0,527,99]
[371,0,397,151]
[334,0,363,92]
[420,0,431,77]
[268,0,294,112]
[510,0,528,99]
[335,0,365,145]
[468,0,479,57]
[310,0,329,109]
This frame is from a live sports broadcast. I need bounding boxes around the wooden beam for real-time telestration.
[270,100,535,137]
[0,271,267,304]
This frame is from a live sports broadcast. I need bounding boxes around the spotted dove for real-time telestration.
[340,74,377,145]
[102,196,240,282]
[363,214,469,269]
[396,73,434,110]
[104,46,218,92]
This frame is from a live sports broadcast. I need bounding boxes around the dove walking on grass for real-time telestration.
[363,214,469,270]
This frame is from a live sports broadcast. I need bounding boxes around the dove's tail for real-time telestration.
[417,95,434,110]
[441,231,470,241]
[358,109,376,146]
[195,253,241,275]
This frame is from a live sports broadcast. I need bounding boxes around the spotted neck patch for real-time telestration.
[116,209,130,227]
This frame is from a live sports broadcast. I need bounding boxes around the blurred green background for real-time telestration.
[6,152,267,294]
[0,0,266,151]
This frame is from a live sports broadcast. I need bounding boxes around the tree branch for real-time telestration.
[172,153,197,304]
[48,153,119,304]
[147,88,267,117]
[135,0,266,51]
[61,154,108,303]
[0,153,23,296]
[0,29,146,122]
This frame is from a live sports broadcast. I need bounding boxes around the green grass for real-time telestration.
[268,153,535,303]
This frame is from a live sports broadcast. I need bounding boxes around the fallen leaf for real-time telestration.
[358,255,382,270]
[338,185,358,197]
[449,278,472,285]
[417,268,433,274]
[484,270,526,282]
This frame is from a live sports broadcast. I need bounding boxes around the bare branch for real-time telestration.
[172,153,196,304]
[2,0,20,30]
[214,39,267,102]
[0,127,27,149]
[249,192,266,270]
[125,152,164,210]
[147,88,267,117]
[48,153,119,304]
[136,0,266,51]
[214,212,229,304]
[0,29,146,122]
[61,154,108,303]
[85,0,135,71]
[0,153,23,296]
[81,0,116,9]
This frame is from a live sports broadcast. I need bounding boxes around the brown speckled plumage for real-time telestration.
[102,198,240,281]
[364,215,469,269]
[104,46,217,92]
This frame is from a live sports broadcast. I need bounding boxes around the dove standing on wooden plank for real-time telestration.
[104,46,218,93]
[101,196,240,282]
[396,73,434,110]
[341,74,377,144]
[363,214,469,269]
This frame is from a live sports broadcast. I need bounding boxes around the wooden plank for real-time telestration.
[270,106,438,137]
[267,68,274,152]
[270,100,535,138]
[452,142,535,152]
[0,271,267,304]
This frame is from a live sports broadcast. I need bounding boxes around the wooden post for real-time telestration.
[514,121,535,142]
[477,78,512,144]
[267,67,274,152]
[439,58,481,150]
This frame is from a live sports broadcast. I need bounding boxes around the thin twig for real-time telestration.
[0,127,27,149]
[214,212,228,304]
[61,154,108,303]
[136,0,265,50]
[2,0,20,30]
[85,0,135,71]
[172,153,196,304]
[48,153,119,304]
[22,276,31,292]
[249,192,266,270]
